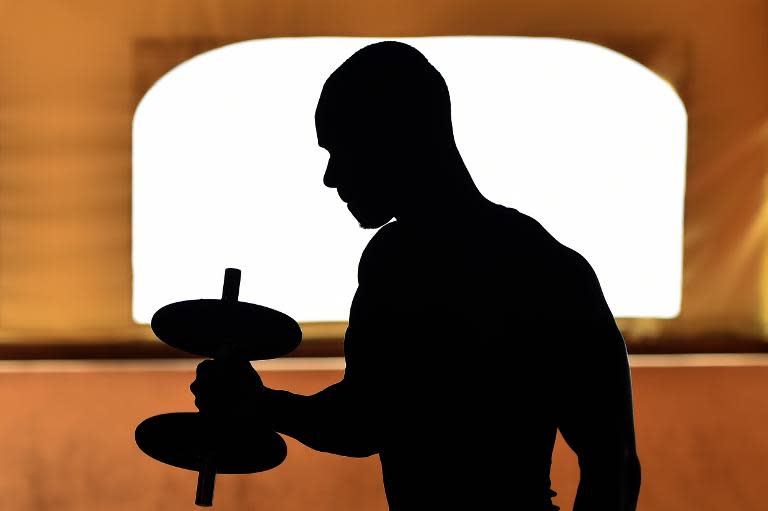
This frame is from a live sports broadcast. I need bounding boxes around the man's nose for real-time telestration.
[323,159,337,188]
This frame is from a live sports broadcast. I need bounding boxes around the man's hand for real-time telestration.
[190,359,265,419]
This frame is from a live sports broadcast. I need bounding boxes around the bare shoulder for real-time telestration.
[505,208,595,275]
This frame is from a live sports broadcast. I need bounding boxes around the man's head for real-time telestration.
[315,41,456,228]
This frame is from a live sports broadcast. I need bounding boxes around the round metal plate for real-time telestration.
[135,412,287,474]
[151,300,302,360]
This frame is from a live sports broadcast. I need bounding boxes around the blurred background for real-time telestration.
[0,0,767,509]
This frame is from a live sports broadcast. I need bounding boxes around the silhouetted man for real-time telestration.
[193,41,641,510]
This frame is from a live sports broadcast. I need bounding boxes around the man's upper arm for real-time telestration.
[267,225,401,457]
[344,222,400,381]
[317,223,401,450]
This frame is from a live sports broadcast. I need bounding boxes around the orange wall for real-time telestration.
[1,0,768,344]
[0,359,766,510]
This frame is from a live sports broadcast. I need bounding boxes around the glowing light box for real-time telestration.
[133,36,686,323]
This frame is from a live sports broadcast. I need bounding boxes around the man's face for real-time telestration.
[316,107,397,229]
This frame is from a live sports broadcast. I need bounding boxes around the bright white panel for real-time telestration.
[133,36,686,323]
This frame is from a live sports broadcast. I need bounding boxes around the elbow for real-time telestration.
[294,426,380,458]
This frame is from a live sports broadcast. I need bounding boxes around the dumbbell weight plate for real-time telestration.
[135,412,287,474]
[152,300,302,360]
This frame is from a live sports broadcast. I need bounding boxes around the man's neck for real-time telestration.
[395,177,492,229]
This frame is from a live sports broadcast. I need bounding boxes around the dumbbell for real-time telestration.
[135,268,302,506]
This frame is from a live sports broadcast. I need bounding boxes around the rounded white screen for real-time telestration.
[133,36,686,322]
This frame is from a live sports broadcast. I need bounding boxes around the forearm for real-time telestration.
[261,383,380,458]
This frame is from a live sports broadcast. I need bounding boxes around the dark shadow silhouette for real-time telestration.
[193,41,641,510]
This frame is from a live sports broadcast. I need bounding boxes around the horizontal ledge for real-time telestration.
[0,322,348,344]
[0,354,767,373]
[0,357,347,373]
[0,333,764,360]
[0,338,344,360]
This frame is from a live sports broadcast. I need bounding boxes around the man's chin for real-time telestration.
[348,203,393,229]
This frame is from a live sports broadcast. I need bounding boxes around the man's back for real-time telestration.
[345,202,608,509]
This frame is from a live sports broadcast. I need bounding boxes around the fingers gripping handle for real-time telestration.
[195,267,241,507]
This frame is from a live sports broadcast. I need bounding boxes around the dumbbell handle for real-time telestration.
[195,453,217,506]
[221,267,241,302]
[194,267,241,507]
